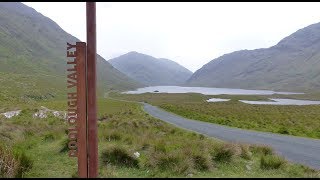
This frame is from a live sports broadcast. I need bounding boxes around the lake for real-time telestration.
[206,98,231,102]
[124,86,303,95]
[124,86,319,105]
[239,98,320,105]
[205,98,320,105]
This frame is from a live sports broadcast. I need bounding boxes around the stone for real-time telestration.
[1,110,21,119]
[133,151,140,158]
[187,174,193,177]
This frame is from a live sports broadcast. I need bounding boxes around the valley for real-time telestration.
[1,2,320,178]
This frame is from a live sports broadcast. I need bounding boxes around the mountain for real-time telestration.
[0,2,142,102]
[186,22,320,92]
[109,51,193,86]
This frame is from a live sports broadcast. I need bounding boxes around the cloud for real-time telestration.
[23,2,320,72]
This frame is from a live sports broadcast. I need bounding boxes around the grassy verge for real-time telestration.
[0,98,319,177]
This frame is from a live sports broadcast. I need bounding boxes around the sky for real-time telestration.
[23,2,320,72]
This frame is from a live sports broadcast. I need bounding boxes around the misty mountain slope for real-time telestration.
[0,2,142,101]
[186,22,320,92]
[109,51,193,86]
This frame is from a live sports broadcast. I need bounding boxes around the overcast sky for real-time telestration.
[23,2,320,72]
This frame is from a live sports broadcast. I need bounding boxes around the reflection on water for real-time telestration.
[124,86,303,95]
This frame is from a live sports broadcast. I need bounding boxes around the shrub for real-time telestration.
[260,154,286,170]
[101,146,139,168]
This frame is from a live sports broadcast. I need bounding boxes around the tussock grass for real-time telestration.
[211,143,240,163]
[0,98,319,177]
[240,144,252,160]
[0,145,20,178]
[0,144,33,178]
[250,145,274,156]
[260,155,286,170]
[43,133,56,142]
[101,145,139,168]
[13,148,33,178]
[59,137,69,153]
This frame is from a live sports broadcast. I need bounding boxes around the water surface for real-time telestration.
[125,86,303,95]
[206,98,230,102]
[240,98,320,105]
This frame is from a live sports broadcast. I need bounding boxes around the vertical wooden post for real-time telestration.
[86,2,98,178]
[76,42,88,178]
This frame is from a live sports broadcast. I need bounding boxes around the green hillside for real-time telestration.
[0,2,142,103]
[109,51,192,86]
[186,22,320,92]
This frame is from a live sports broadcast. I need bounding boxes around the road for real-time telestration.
[142,103,320,170]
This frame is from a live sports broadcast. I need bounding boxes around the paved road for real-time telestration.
[142,103,320,170]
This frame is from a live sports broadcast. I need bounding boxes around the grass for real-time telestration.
[0,144,20,177]
[0,97,319,177]
[101,145,139,168]
[0,108,73,178]
[260,155,286,170]
[112,92,320,139]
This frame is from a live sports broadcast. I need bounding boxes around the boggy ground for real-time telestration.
[0,97,319,177]
[112,92,320,139]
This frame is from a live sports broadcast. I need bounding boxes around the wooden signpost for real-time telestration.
[66,2,98,178]
[86,2,98,178]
